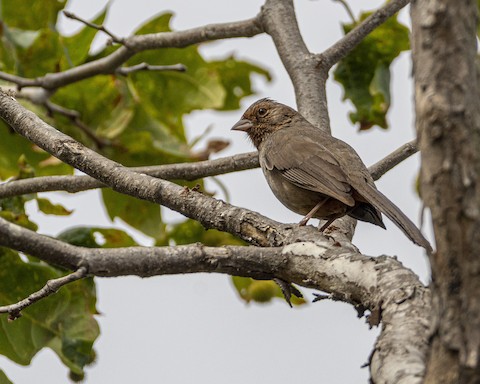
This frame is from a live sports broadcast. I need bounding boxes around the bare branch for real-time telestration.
[0,152,259,198]
[0,138,417,198]
[0,15,263,91]
[0,267,88,321]
[319,0,410,68]
[116,63,187,76]
[63,11,127,46]
[42,100,111,149]
[369,140,418,181]
[44,100,80,119]
[0,72,41,88]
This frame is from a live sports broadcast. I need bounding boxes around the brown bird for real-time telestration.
[232,98,432,253]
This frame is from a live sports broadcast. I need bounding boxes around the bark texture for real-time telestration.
[411,0,480,382]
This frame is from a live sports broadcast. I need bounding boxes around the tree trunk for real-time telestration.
[411,0,480,382]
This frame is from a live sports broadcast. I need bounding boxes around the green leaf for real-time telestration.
[158,219,244,246]
[334,12,409,130]
[231,277,306,306]
[0,121,73,179]
[0,248,98,376]
[4,28,40,49]
[0,0,66,30]
[101,189,164,240]
[0,370,13,384]
[57,227,99,248]
[209,57,271,110]
[51,75,121,136]
[121,13,227,135]
[0,195,38,231]
[14,28,63,78]
[111,102,192,164]
[57,227,137,248]
[36,197,73,216]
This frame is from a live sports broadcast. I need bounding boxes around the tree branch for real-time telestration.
[0,267,88,321]
[44,100,111,148]
[0,210,430,383]
[0,152,259,198]
[319,0,410,68]
[262,0,331,130]
[0,72,40,89]
[116,63,187,76]
[0,15,263,90]
[370,139,418,181]
[0,139,417,198]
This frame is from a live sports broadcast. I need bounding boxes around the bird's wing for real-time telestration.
[262,133,355,207]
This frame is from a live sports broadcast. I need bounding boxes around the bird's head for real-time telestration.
[231,98,296,148]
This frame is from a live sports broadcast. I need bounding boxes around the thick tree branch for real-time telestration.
[0,267,88,321]
[0,211,430,382]
[262,0,330,130]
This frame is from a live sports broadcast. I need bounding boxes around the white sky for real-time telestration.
[0,1,432,383]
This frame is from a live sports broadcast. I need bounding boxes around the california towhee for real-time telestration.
[232,98,432,253]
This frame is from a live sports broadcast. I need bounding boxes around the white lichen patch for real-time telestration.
[282,241,330,258]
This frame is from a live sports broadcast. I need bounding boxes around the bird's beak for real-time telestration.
[231,119,253,132]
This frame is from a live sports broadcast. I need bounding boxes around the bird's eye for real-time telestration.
[258,108,267,117]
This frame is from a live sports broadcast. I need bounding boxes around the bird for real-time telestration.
[231,98,432,253]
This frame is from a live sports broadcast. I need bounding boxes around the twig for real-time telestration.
[369,140,418,181]
[44,100,110,149]
[0,267,88,321]
[72,117,111,149]
[332,0,357,24]
[116,63,187,76]
[44,100,80,119]
[63,11,127,46]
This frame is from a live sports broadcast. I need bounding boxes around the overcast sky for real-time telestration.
[1,1,432,383]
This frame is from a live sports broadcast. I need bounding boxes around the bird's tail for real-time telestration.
[362,184,433,254]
